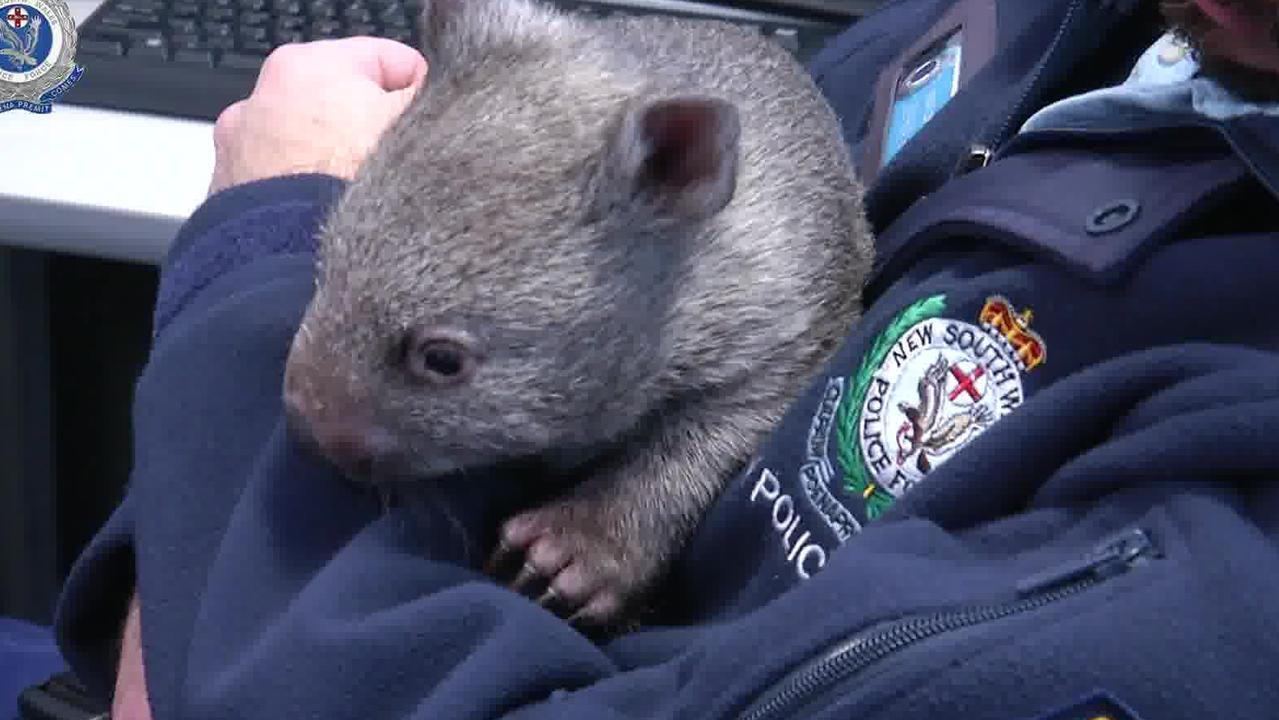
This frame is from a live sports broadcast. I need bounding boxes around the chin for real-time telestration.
[1161,0,1279,102]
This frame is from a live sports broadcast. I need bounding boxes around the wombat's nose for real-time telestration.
[283,382,397,479]
[320,423,397,478]
[302,418,399,480]
[282,354,399,478]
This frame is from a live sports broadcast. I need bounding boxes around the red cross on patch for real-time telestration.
[5,6,29,28]
[948,362,986,402]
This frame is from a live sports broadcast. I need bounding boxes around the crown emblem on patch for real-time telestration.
[979,296,1046,371]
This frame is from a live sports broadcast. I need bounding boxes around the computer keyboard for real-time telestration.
[63,0,866,120]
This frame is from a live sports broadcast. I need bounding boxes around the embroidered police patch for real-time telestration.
[1030,691,1144,720]
[811,294,1047,522]
[0,0,83,114]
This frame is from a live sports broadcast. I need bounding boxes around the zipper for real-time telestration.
[957,0,1086,175]
[736,528,1161,720]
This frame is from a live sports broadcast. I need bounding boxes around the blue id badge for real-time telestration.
[882,31,964,167]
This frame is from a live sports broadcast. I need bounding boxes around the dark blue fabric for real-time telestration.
[151,174,345,339]
[0,619,65,720]
[52,1,1279,718]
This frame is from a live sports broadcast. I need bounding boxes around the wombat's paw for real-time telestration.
[485,500,651,628]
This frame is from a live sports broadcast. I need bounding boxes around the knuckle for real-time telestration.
[212,102,242,145]
[261,41,305,72]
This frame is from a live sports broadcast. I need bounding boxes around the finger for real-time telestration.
[254,41,311,92]
[384,83,423,120]
[378,40,427,93]
[311,37,428,92]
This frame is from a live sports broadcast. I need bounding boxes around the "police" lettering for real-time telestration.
[750,467,829,579]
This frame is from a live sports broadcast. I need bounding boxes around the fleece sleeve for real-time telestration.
[52,173,346,697]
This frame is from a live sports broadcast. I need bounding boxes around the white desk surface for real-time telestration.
[0,0,215,264]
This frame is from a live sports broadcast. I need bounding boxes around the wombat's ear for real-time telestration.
[418,0,557,73]
[595,96,741,222]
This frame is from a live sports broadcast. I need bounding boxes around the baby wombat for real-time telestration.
[283,0,873,627]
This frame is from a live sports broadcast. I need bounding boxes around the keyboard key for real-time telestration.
[219,52,264,70]
[207,35,236,49]
[241,11,270,25]
[113,0,161,12]
[239,25,268,40]
[128,39,167,59]
[170,2,199,16]
[272,0,302,14]
[204,21,235,36]
[174,49,215,66]
[124,28,164,43]
[238,0,266,8]
[167,17,197,33]
[378,8,407,25]
[342,5,371,21]
[346,22,376,35]
[97,12,131,27]
[277,13,305,27]
[308,0,335,17]
[115,9,161,25]
[210,0,235,8]
[208,7,236,21]
[240,39,273,54]
[170,33,205,49]
[79,38,125,55]
[87,25,160,42]
[310,19,340,36]
[275,28,305,43]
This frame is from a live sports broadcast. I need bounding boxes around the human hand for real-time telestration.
[112,592,151,720]
[209,37,428,195]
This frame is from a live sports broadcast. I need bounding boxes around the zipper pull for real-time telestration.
[953,144,994,177]
[1017,528,1160,596]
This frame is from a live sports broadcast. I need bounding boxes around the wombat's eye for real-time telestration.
[400,331,475,386]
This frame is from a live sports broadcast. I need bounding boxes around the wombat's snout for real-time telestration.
[283,357,399,481]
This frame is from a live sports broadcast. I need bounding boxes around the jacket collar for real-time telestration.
[1223,115,1279,200]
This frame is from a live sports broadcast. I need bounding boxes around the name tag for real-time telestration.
[883,31,964,167]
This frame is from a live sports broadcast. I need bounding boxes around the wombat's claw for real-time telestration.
[512,562,542,592]
[536,586,560,606]
[487,506,635,627]
[481,539,524,578]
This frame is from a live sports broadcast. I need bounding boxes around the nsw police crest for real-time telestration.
[800,294,1048,532]
[0,0,83,114]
